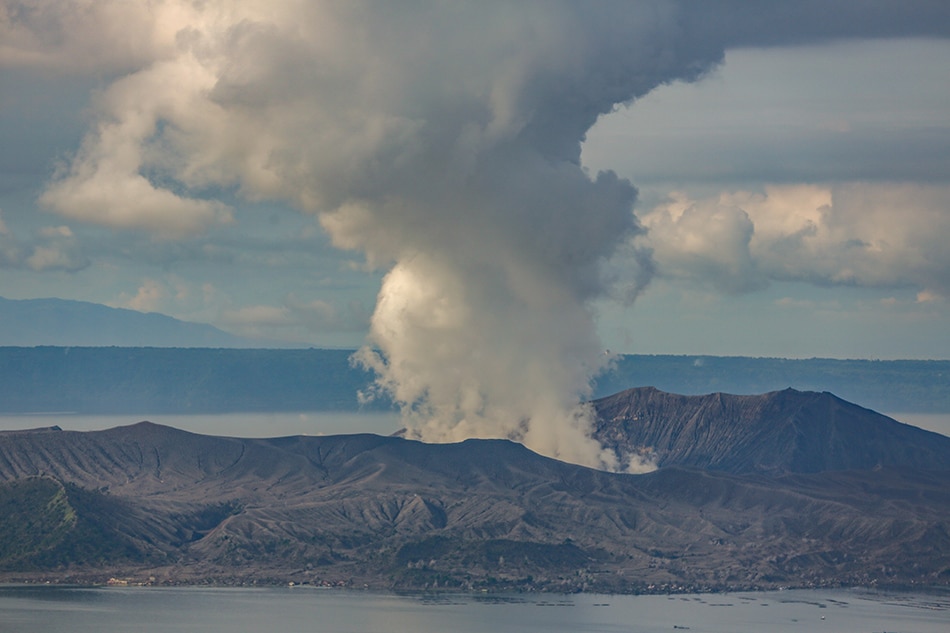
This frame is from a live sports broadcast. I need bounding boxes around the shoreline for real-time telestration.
[2,569,948,598]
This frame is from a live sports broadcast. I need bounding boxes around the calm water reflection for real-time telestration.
[0,586,947,633]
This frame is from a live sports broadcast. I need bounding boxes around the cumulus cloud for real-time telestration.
[0,208,87,271]
[0,0,198,73]
[37,59,235,236]
[111,275,221,317]
[121,278,174,313]
[4,1,948,469]
[639,183,950,298]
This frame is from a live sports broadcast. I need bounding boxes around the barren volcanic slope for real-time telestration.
[0,390,949,592]
[593,387,950,474]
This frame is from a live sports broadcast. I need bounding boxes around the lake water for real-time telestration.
[0,411,403,438]
[885,413,950,438]
[0,586,947,633]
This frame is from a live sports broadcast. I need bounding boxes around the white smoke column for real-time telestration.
[10,1,945,469]
[10,0,701,469]
[310,4,716,470]
[340,163,638,470]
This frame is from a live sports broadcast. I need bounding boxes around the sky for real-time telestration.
[2,1,949,467]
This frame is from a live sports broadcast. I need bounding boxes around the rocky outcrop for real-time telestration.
[592,387,950,474]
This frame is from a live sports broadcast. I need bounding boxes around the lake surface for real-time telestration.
[0,586,947,633]
[0,411,402,437]
[886,412,950,438]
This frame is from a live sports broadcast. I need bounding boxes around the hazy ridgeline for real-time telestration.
[0,347,946,415]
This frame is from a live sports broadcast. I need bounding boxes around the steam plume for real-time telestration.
[5,1,947,469]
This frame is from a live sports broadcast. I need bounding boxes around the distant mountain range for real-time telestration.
[1,295,948,414]
[1,387,948,592]
[0,296,253,347]
[0,346,383,413]
[1,346,947,416]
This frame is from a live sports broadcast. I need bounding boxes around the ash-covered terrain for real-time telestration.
[1,387,948,593]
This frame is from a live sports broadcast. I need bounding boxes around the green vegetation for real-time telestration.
[0,478,76,567]
[0,478,150,571]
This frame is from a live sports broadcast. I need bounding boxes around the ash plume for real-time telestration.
[5,1,947,469]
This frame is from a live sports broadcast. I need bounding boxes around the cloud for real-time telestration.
[5,1,949,469]
[639,183,950,298]
[37,60,235,236]
[219,295,370,342]
[116,278,173,313]
[111,275,211,316]
[23,243,82,271]
[636,192,764,294]
[0,208,88,271]
[0,0,195,74]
